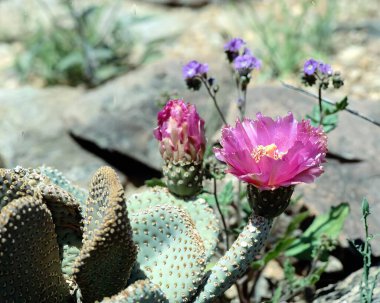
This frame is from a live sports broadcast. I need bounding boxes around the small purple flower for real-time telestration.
[233,49,261,76]
[182,60,209,80]
[318,63,333,76]
[224,38,246,63]
[224,38,246,52]
[303,59,319,75]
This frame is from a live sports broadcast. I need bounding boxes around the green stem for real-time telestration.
[200,78,227,125]
[213,177,229,250]
[240,83,248,120]
[362,210,370,302]
[318,83,324,126]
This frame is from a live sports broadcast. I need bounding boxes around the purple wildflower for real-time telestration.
[224,38,246,62]
[318,63,333,76]
[233,49,261,76]
[182,60,209,80]
[224,38,246,52]
[303,59,319,75]
[182,60,209,90]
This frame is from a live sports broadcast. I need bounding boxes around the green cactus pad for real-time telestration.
[127,187,220,261]
[101,279,168,303]
[0,167,37,211]
[0,195,70,302]
[130,204,206,302]
[39,183,83,277]
[73,167,137,303]
[194,214,273,303]
[40,166,88,205]
[163,161,203,197]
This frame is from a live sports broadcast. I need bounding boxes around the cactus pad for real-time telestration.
[130,204,206,302]
[39,183,83,277]
[40,166,88,205]
[0,195,70,302]
[73,167,137,302]
[0,167,39,210]
[195,214,273,303]
[127,187,220,261]
[101,279,168,303]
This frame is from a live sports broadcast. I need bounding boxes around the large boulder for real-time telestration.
[0,86,123,187]
[65,58,236,171]
[314,266,380,302]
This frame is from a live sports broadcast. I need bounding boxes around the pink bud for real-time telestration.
[154,99,206,163]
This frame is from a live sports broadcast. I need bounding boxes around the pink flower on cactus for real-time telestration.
[154,99,206,163]
[214,113,327,190]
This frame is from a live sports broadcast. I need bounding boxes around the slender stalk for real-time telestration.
[318,83,324,125]
[235,281,249,303]
[361,203,371,303]
[200,78,227,125]
[282,82,380,128]
[241,86,248,119]
[213,177,229,250]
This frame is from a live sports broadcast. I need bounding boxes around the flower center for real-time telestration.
[251,144,287,163]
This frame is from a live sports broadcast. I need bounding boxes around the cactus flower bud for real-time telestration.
[154,99,206,197]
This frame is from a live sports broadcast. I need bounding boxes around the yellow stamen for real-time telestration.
[251,144,286,163]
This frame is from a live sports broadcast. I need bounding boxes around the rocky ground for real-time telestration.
[0,0,380,301]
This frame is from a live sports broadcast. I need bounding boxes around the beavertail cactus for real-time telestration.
[0,165,220,303]
[154,99,206,197]
[101,279,168,303]
[129,204,206,302]
[127,187,220,261]
[73,167,137,302]
[0,166,138,303]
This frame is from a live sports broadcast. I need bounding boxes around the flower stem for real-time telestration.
[200,78,227,125]
[318,83,324,126]
[241,86,247,119]
[213,177,229,250]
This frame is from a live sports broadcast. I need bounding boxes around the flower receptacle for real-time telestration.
[247,185,295,218]
[163,161,203,198]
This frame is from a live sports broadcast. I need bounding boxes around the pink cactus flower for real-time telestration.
[214,113,327,190]
[154,99,206,163]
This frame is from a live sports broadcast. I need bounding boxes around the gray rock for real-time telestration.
[314,266,380,302]
[243,85,380,254]
[0,86,123,187]
[65,59,235,172]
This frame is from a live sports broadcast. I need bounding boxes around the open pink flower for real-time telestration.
[154,99,206,163]
[214,113,327,190]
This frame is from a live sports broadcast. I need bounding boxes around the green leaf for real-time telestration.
[145,178,165,188]
[252,237,296,270]
[362,197,370,217]
[219,181,234,206]
[270,285,283,303]
[285,211,309,237]
[306,102,338,133]
[56,52,83,72]
[285,203,350,259]
[335,97,348,111]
